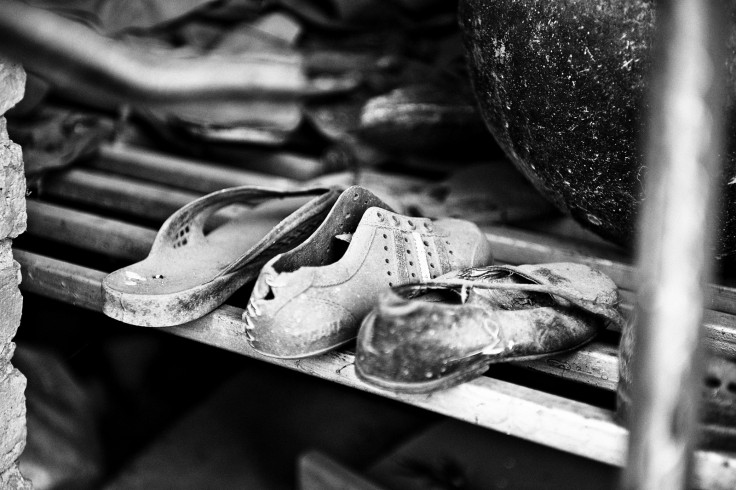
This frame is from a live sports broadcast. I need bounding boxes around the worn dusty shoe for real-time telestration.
[244,207,494,359]
[103,187,340,327]
[355,263,623,393]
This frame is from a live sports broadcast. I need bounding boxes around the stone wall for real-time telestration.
[0,58,31,489]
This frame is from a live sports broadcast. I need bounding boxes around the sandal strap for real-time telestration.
[150,185,337,257]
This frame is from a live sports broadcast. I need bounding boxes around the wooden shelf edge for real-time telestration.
[13,249,736,488]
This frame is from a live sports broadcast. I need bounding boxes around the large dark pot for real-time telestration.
[459,0,736,257]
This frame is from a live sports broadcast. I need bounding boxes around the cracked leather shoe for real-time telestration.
[355,263,623,393]
[243,196,494,359]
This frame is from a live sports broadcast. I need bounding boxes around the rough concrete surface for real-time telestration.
[0,464,32,490]
[0,367,27,475]
[0,119,27,239]
[0,59,25,117]
[0,243,23,347]
[0,56,29,489]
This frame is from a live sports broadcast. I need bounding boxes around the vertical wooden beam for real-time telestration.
[622,1,728,488]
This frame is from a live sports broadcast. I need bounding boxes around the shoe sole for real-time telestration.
[354,337,597,394]
[250,337,357,360]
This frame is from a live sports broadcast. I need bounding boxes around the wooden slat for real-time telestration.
[26,200,156,261]
[39,169,198,222]
[36,170,249,227]
[92,144,296,194]
[485,225,736,317]
[15,250,104,310]
[517,342,619,391]
[12,250,735,489]
[96,143,332,182]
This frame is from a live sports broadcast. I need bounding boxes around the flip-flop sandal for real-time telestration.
[103,186,341,327]
[356,262,624,393]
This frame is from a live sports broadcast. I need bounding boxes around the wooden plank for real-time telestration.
[517,342,619,391]
[96,143,334,182]
[36,169,248,226]
[93,144,296,194]
[11,250,736,488]
[26,200,156,262]
[39,169,198,223]
[485,225,736,317]
[15,250,104,311]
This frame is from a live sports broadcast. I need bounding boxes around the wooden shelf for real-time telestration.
[13,250,736,489]
[17,145,736,489]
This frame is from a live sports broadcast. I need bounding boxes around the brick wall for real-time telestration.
[0,57,31,489]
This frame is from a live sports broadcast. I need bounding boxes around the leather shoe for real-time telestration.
[356,263,623,393]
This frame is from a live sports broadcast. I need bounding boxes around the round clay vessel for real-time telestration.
[459,0,736,257]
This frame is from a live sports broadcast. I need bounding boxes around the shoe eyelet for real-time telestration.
[376,211,385,222]
[423,222,433,232]
[387,271,392,276]
[391,215,400,226]
[407,220,416,230]
[353,193,359,201]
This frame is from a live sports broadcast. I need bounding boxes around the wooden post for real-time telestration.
[0,57,30,488]
[621,0,728,488]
